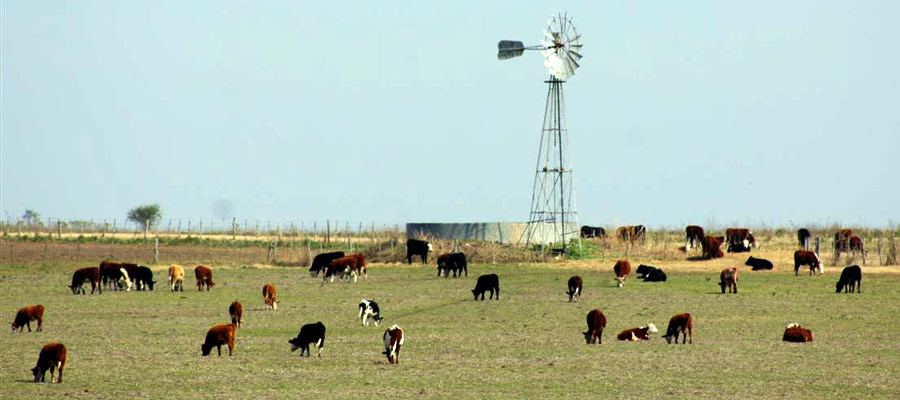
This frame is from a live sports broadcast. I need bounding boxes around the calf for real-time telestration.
[783,323,813,343]
[719,268,738,294]
[309,251,345,277]
[69,267,101,295]
[580,225,606,239]
[288,322,326,358]
[836,265,862,293]
[229,301,243,328]
[195,265,215,291]
[324,256,358,282]
[613,259,631,288]
[566,276,583,302]
[201,323,236,356]
[702,236,725,259]
[616,323,658,341]
[745,256,773,271]
[662,313,693,344]
[797,228,811,250]
[643,268,667,282]
[168,264,185,291]
[635,264,655,279]
[11,305,44,332]
[436,253,451,277]
[31,342,66,383]
[685,225,705,251]
[359,299,384,327]
[406,239,433,264]
[382,324,404,364]
[472,274,500,300]
[120,263,140,290]
[133,266,156,291]
[262,283,279,311]
[582,309,607,344]
[794,250,822,276]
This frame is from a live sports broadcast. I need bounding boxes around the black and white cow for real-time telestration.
[133,266,156,291]
[636,264,656,279]
[358,299,384,327]
[309,251,345,277]
[580,226,606,239]
[288,322,326,358]
[643,268,667,282]
[472,274,500,300]
[406,239,433,264]
[745,256,773,271]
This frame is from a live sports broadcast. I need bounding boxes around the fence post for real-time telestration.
[57,220,63,239]
[154,237,160,263]
[326,220,330,246]
[232,217,237,240]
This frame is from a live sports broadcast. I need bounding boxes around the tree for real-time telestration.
[22,209,41,226]
[127,204,162,235]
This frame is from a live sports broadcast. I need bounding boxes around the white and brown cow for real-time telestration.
[31,342,66,383]
[262,283,279,311]
[613,259,631,288]
[383,324,405,364]
[783,323,813,343]
[616,323,658,341]
[168,265,185,292]
[719,268,738,294]
[794,250,822,276]
[662,313,693,345]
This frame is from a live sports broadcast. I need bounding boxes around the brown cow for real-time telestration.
[719,268,738,294]
[849,236,865,257]
[201,323,236,356]
[701,236,725,259]
[616,323,658,341]
[11,305,44,332]
[617,225,646,244]
[436,253,451,277]
[613,259,632,288]
[70,267,101,295]
[783,323,813,343]
[794,250,822,276]
[262,283,279,311]
[195,265,215,291]
[583,309,607,344]
[685,225,705,251]
[834,229,852,252]
[324,256,359,282]
[382,324,404,364]
[229,301,243,328]
[662,313,693,344]
[32,342,66,383]
[566,276,583,302]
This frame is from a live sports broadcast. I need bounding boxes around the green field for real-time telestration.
[2,257,899,399]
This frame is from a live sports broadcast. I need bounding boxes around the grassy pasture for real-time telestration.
[1,252,899,399]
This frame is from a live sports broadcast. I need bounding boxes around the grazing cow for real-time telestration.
[719,268,738,294]
[99,262,132,291]
[613,259,631,288]
[685,225,705,251]
[580,225,606,239]
[69,267,101,295]
[382,324,404,364]
[309,251,345,277]
[324,256,359,282]
[836,265,862,293]
[228,301,243,328]
[583,309,607,344]
[358,299,384,327]
[120,263,140,289]
[195,265,215,291]
[797,228,811,250]
[616,323,659,341]
[472,274,500,300]
[288,322,326,358]
[437,252,468,277]
[566,276,583,302]
[783,323,813,343]
[31,342,66,383]
[406,239,433,264]
[745,256,773,271]
[642,267,667,282]
[351,253,368,279]
[662,313,693,344]
[262,283,279,311]
[201,323,236,356]
[133,266,156,291]
[702,236,725,259]
[11,305,44,332]
[794,250,822,276]
[168,265,185,292]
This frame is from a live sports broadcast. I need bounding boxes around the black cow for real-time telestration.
[309,251,345,277]
[745,256,773,271]
[836,265,862,293]
[643,268,667,282]
[440,252,468,277]
[133,266,156,291]
[406,239,433,264]
[797,228,811,251]
[580,226,606,239]
[635,264,656,279]
[288,322,326,358]
[472,274,500,300]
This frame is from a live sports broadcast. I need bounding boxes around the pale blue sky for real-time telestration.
[2,1,898,228]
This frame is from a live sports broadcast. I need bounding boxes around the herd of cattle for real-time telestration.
[12,229,867,383]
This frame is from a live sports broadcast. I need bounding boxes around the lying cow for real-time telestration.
[636,264,666,282]
[472,274,500,300]
[406,239,433,264]
[382,324,404,364]
[289,322,326,358]
[702,236,725,259]
[580,225,606,239]
[69,267,101,295]
[783,323,813,343]
[262,283,279,311]
[195,265,215,291]
[685,225,705,251]
[11,304,44,332]
[566,276,583,302]
[359,299,384,327]
[613,259,631,288]
[201,323,236,356]
[836,265,862,293]
[583,309,607,344]
[31,342,66,383]
[794,250,822,276]
[616,323,658,341]
[308,251,345,277]
[662,313,693,344]
[719,268,738,294]
[168,264,185,292]
[745,256,773,271]
[229,301,243,328]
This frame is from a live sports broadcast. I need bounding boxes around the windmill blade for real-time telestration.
[498,49,525,60]
[498,40,525,51]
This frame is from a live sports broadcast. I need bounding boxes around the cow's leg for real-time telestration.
[217,345,222,356]
[56,362,63,383]
[26,322,31,332]
[37,319,42,332]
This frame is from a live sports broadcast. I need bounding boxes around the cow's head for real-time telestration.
[68,285,80,295]
[201,343,212,356]
[786,323,800,329]
[10,322,19,332]
[645,323,659,334]
[663,333,674,344]
[582,330,593,344]
[288,338,301,351]
[615,276,626,288]
[31,366,42,382]
[148,280,156,291]
[427,243,434,252]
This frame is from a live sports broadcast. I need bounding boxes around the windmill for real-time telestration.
[498,12,583,256]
